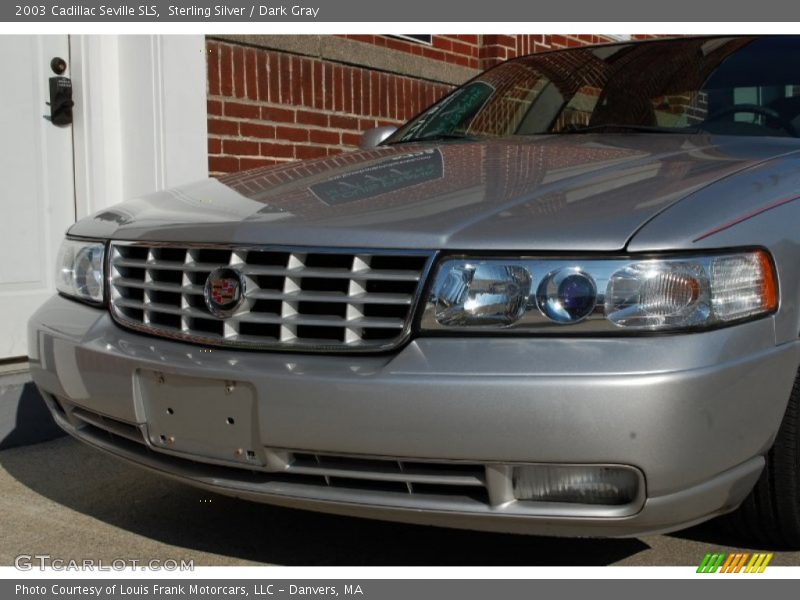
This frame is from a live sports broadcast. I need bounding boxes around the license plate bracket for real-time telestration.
[138,369,261,466]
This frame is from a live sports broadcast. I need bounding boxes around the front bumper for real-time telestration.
[28,295,800,537]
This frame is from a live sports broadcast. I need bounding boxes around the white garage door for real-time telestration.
[0,36,76,359]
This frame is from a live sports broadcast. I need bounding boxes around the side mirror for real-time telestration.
[359,126,397,149]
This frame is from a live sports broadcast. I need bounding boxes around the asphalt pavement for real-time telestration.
[1,437,798,567]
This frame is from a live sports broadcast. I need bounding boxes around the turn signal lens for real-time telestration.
[605,261,711,329]
[710,250,778,321]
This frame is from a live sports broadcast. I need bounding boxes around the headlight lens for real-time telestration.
[56,239,105,304]
[434,262,531,327]
[421,250,777,333]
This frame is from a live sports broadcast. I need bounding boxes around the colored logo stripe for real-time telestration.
[697,552,773,573]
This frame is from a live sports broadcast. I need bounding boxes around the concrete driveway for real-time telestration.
[1,437,798,567]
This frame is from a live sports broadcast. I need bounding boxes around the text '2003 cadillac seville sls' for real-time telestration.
[30,35,800,546]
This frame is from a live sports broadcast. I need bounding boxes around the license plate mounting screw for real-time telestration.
[225,381,236,394]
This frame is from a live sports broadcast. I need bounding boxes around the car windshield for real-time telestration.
[388,36,800,143]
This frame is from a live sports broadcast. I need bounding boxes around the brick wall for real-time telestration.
[206,37,452,175]
[206,35,649,177]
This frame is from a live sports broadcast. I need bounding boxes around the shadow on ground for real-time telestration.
[0,437,657,566]
[0,377,64,450]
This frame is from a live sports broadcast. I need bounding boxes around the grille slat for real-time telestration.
[109,243,433,352]
[288,452,485,487]
[233,313,406,329]
[240,265,423,281]
[284,451,489,502]
[71,407,144,444]
[246,289,414,306]
[113,277,204,296]
[114,258,228,271]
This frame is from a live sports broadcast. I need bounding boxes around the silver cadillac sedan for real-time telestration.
[29,35,800,547]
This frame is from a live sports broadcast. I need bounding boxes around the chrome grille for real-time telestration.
[108,242,434,352]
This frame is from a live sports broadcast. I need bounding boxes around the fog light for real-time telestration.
[512,465,639,505]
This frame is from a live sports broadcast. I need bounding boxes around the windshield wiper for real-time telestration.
[557,123,700,134]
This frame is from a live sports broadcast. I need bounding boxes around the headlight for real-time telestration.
[421,249,777,333]
[56,239,106,304]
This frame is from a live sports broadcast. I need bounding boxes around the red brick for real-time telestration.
[256,52,269,101]
[450,53,470,67]
[300,58,313,107]
[312,61,323,110]
[261,106,295,123]
[290,55,302,104]
[207,42,220,95]
[495,35,516,48]
[329,114,359,130]
[353,69,362,115]
[383,74,392,116]
[276,126,309,142]
[239,157,276,171]
[433,37,453,52]
[260,142,295,158]
[422,47,445,61]
[219,44,233,97]
[245,48,258,100]
[208,118,238,136]
[450,40,474,57]
[232,45,245,98]
[341,132,362,147]
[224,101,259,119]
[343,68,353,114]
[207,99,222,116]
[401,78,411,119]
[268,52,280,104]
[295,145,328,160]
[333,65,344,112]
[387,38,411,52]
[279,54,292,104]
[296,110,328,127]
[240,122,276,139]
[223,139,259,155]
[323,62,334,110]
[208,138,221,154]
[309,129,339,145]
[209,155,239,174]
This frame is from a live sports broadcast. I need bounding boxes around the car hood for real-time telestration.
[70,134,800,251]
